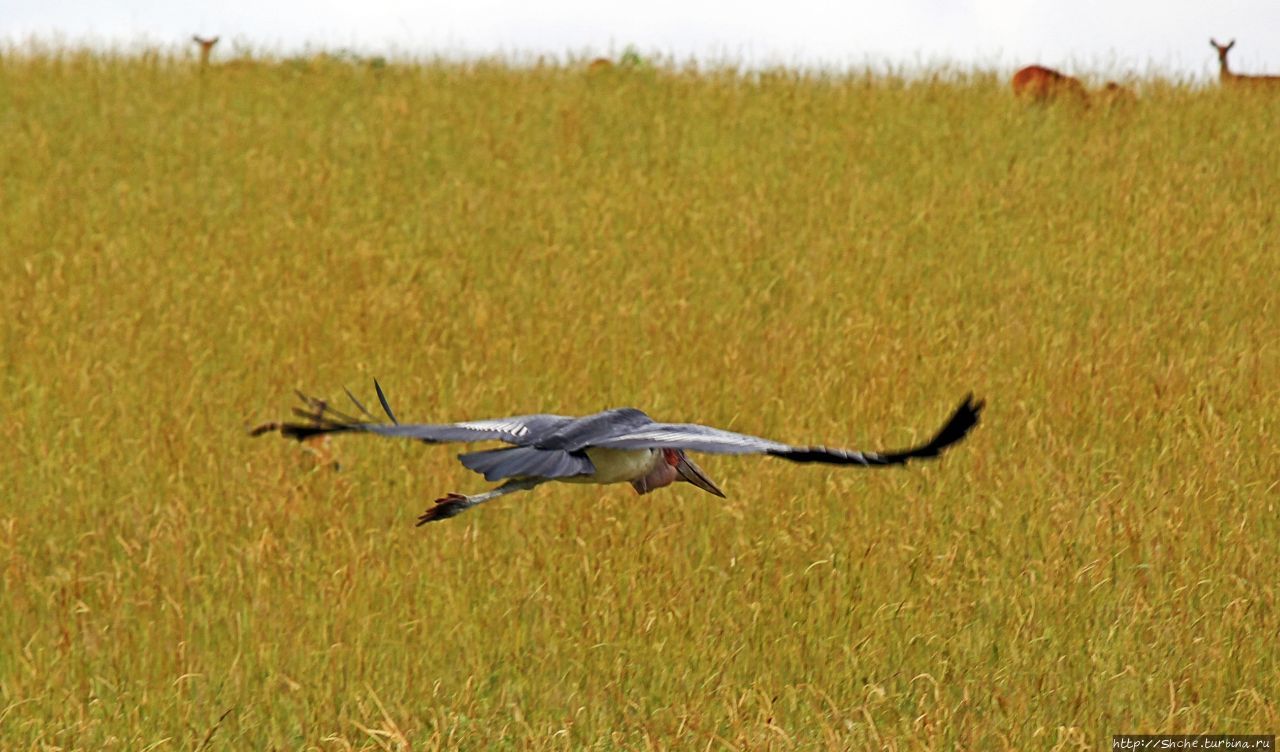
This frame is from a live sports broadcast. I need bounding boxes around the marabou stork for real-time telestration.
[252,383,984,525]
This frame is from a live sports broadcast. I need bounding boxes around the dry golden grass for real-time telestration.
[1,50,1277,749]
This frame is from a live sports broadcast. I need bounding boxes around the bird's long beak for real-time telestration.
[675,452,726,498]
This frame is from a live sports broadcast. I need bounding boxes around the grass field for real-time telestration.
[1,49,1278,749]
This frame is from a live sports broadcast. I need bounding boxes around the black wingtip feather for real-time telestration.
[374,379,399,424]
[344,386,376,420]
[766,393,984,466]
[248,422,281,437]
[254,386,388,443]
[249,420,346,442]
[885,393,984,462]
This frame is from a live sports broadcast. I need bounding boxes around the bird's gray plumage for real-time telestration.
[252,381,984,525]
[458,446,595,481]
[589,422,793,455]
[357,414,576,446]
[531,407,653,451]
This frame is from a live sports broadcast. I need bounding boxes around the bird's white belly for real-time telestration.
[569,448,660,485]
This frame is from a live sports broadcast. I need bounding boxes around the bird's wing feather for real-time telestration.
[592,395,984,467]
[346,416,574,445]
[251,386,572,446]
[457,446,594,481]
[589,423,792,454]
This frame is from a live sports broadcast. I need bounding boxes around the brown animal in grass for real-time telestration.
[1011,65,1088,104]
[1210,39,1280,87]
[1098,81,1137,108]
[192,35,219,65]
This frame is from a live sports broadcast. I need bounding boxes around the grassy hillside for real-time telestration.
[1,50,1277,749]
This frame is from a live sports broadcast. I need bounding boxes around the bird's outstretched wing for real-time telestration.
[590,394,984,466]
[250,381,573,447]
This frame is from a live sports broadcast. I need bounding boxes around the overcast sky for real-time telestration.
[5,0,1280,81]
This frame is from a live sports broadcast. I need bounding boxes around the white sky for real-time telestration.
[5,0,1280,81]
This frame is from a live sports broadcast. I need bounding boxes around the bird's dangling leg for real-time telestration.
[416,478,545,525]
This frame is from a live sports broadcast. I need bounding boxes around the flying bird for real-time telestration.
[252,383,984,525]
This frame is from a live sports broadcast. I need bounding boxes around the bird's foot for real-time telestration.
[416,493,472,526]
